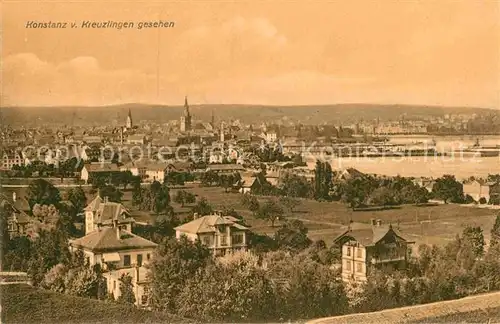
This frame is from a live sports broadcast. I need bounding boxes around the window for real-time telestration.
[113,280,116,291]
[221,236,228,246]
[146,253,151,261]
[123,255,131,267]
[356,262,363,273]
[141,294,148,305]
[203,236,211,246]
[232,234,243,245]
[345,260,351,272]
[346,247,351,257]
[356,247,362,258]
[137,254,143,267]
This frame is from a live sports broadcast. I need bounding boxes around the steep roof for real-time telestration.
[175,215,248,234]
[333,225,412,247]
[96,202,129,223]
[84,195,103,212]
[70,227,157,252]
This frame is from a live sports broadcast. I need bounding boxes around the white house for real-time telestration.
[174,213,249,257]
[69,223,157,307]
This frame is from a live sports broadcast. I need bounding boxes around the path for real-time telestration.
[307,291,500,324]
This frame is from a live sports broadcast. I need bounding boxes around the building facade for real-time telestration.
[174,213,249,256]
[333,220,413,282]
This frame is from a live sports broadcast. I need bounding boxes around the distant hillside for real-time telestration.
[0,284,191,324]
[0,103,495,126]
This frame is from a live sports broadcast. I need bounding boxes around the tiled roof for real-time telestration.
[70,227,157,252]
[96,202,129,223]
[84,195,103,212]
[206,164,246,171]
[84,163,120,173]
[333,225,411,247]
[175,215,248,234]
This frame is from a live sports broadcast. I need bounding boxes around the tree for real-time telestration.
[174,190,196,207]
[67,187,87,214]
[432,175,464,203]
[314,161,332,201]
[28,229,71,286]
[461,226,485,258]
[177,253,277,322]
[27,179,61,211]
[241,194,260,216]
[274,220,312,251]
[490,213,500,247]
[279,196,300,213]
[279,174,313,198]
[98,185,123,203]
[191,197,213,216]
[117,273,136,304]
[367,187,395,206]
[149,237,212,313]
[256,199,284,227]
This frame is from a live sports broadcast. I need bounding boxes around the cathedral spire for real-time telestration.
[126,108,133,129]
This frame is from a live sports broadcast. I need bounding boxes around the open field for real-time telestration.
[166,185,498,248]
[5,183,497,248]
[0,284,190,324]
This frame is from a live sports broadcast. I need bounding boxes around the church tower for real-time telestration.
[180,96,192,132]
[126,108,133,129]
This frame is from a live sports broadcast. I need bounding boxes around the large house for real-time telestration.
[463,179,499,203]
[174,213,249,256]
[80,162,121,183]
[333,220,413,283]
[69,222,157,307]
[84,195,134,235]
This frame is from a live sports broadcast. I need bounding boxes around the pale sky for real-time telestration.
[2,0,499,108]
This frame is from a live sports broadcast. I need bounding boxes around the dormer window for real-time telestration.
[346,247,351,256]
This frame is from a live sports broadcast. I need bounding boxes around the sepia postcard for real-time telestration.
[1,0,500,323]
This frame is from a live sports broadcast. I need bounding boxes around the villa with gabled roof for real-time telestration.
[69,221,157,308]
[333,219,414,283]
[175,213,249,257]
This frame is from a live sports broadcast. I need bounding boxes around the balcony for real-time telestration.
[371,255,406,264]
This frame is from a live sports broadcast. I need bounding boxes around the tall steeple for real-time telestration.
[126,108,133,129]
[180,96,192,132]
[211,109,215,128]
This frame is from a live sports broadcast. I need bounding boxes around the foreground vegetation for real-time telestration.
[0,284,189,324]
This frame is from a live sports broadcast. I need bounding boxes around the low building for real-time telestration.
[174,213,249,257]
[84,195,134,235]
[205,164,246,175]
[80,162,121,183]
[333,220,413,283]
[127,134,146,145]
[69,223,157,307]
[1,151,25,170]
[463,179,497,203]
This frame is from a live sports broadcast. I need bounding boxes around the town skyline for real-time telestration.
[2,0,499,108]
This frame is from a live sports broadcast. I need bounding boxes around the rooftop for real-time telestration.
[70,227,157,252]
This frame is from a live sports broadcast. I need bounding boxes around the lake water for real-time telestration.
[306,135,500,179]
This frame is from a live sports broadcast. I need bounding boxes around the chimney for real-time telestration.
[371,218,377,226]
[12,192,16,202]
[104,196,109,203]
[376,219,382,227]
[114,219,120,239]
[193,212,199,220]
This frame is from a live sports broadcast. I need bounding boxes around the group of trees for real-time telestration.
[132,181,172,216]
[148,234,345,322]
[164,172,194,186]
[9,157,84,179]
[333,175,430,209]
[89,171,140,191]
